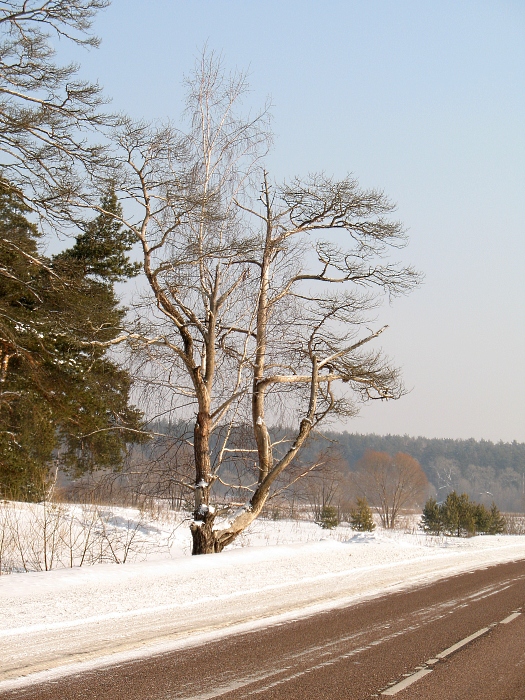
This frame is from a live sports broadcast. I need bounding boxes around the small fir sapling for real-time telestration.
[487,502,506,535]
[317,505,339,530]
[350,498,376,532]
[421,497,442,534]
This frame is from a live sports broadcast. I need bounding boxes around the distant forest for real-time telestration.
[320,432,525,512]
[327,432,525,473]
[148,423,525,513]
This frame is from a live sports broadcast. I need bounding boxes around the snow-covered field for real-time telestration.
[1,502,525,691]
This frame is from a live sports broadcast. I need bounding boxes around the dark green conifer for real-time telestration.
[422,493,506,538]
[441,491,476,537]
[473,502,491,533]
[487,502,506,535]
[350,497,376,532]
[318,505,339,529]
[0,183,144,499]
[58,187,141,282]
[421,497,442,534]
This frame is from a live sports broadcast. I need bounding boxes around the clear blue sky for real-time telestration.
[66,0,525,442]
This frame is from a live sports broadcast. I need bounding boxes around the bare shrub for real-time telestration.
[352,451,429,529]
[503,513,525,535]
[0,493,172,574]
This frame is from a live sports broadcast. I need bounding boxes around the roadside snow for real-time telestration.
[1,505,524,691]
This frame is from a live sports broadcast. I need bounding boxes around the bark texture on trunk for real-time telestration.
[190,510,223,554]
[191,405,218,554]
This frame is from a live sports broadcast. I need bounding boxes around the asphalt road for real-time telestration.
[3,559,525,700]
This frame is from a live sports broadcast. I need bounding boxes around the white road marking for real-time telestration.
[436,627,489,659]
[381,668,433,695]
[381,605,523,695]
[500,612,521,624]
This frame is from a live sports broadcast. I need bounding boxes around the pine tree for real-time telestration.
[487,502,506,535]
[350,497,376,532]
[441,492,476,537]
[473,503,491,533]
[58,188,141,282]
[318,505,339,529]
[421,493,506,538]
[0,181,54,496]
[0,183,144,499]
[421,497,442,534]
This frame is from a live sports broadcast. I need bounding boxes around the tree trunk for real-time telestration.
[190,510,224,554]
[191,406,219,555]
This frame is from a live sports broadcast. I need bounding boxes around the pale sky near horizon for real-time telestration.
[65,0,524,443]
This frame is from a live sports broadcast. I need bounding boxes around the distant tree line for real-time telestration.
[124,424,524,517]
[303,432,525,512]
[329,432,525,474]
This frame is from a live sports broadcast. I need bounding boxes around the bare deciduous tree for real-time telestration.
[96,53,421,554]
[302,450,349,522]
[352,450,429,528]
[0,1,111,224]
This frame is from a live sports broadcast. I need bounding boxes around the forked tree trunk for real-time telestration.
[189,417,315,554]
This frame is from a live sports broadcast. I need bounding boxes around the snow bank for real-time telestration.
[1,505,524,690]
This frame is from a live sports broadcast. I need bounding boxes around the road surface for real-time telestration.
[2,558,524,699]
